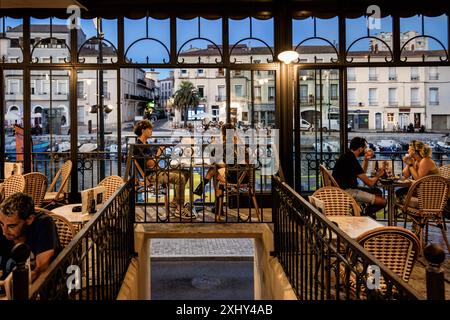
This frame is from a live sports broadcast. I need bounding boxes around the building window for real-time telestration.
[217,68,225,77]
[347,68,356,81]
[197,69,205,77]
[30,80,36,95]
[330,84,338,100]
[388,88,397,106]
[268,86,275,101]
[197,86,204,98]
[300,85,308,103]
[388,67,397,80]
[235,85,243,97]
[254,86,261,100]
[411,88,420,105]
[411,67,419,80]
[217,85,225,101]
[429,67,439,80]
[369,67,378,81]
[387,113,394,123]
[429,88,439,105]
[180,69,188,77]
[347,88,356,106]
[369,88,377,106]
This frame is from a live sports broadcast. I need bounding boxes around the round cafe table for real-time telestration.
[52,204,92,231]
[378,178,412,226]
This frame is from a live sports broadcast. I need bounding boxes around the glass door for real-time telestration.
[294,68,342,192]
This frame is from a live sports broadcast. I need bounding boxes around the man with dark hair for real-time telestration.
[0,193,61,282]
[332,137,387,217]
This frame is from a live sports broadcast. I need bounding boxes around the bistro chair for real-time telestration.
[35,207,76,248]
[319,164,340,188]
[438,164,450,179]
[396,175,450,253]
[215,163,261,222]
[0,174,26,202]
[309,186,361,216]
[98,175,124,201]
[42,160,72,208]
[341,226,420,299]
[23,172,48,207]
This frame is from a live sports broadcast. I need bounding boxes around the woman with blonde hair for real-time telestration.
[402,140,438,180]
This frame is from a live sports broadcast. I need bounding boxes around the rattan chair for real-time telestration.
[309,186,361,216]
[438,164,450,179]
[340,226,420,299]
[98,175,124,201]
[1,174,26,201]
[23,172,48,207]
[35,207,76,248]
[319,164,340,188]
[42,160,72,208]
[396,175,450,253]
[356,226,420,284]
[215,163,261,222]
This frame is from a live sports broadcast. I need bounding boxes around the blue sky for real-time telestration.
[3,15,448,80]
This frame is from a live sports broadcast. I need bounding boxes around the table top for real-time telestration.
[52,204,92,223]
[327,216,383,239]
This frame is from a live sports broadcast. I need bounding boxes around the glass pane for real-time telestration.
[124,17,170,64]
[28,70,70,188]
[0,17,24,63]
[292,17,338,63]
[4,70,23,164]
[176,18,222,64]
[77,69,118,189]
[30,18,71,63]
[297,69,341,192]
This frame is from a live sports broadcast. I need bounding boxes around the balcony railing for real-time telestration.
[429,101,440,106]
[369,100,378,106]
[347,75,356,81]
[369,75,378,81]
[125,135,276,223]
[388,101,398,106]
[272,176,423,300]
[411,100,421,106]
[411,76,420,81]
[26,180,135,300]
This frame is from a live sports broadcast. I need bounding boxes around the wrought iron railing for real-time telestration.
[299,150,450,193]
[272,176,424,300]
[27,179,135,300]
[126,133,276,223]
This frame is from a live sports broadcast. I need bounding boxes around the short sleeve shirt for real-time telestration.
[134,138,159,175]
[0,213,61,280]
[332,151,364,189]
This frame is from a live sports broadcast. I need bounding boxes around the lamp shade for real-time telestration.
[277,50,299,64]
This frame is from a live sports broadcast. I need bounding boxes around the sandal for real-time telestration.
[172,203,197,220]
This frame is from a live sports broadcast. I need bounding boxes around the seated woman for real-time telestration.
[193,123,236,196]
[396,140,439,203]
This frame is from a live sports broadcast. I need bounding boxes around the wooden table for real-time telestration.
[52,204,92,231]
[327,216,383,239]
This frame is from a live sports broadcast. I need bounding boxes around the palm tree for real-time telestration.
[173,81,200,127]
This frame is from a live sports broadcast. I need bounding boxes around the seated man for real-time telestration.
[332,137,387,218]
[0,193,61,283]
[133,120,191,217]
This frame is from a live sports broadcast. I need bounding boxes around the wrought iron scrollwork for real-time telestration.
[400,35,449,62]
[177,37,223,64]
[294,37,339,63]
[30,37,72,63]
[125,37,170,64]
[346,36,394,63]
[77,37,119,64]
[229,37,274,63]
